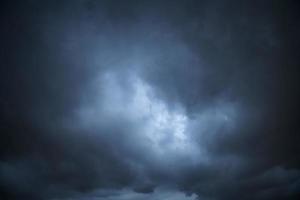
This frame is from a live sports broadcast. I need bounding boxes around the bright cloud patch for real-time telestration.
[75,70,240,164]
[131,76,189,153]
[77,71,193,156]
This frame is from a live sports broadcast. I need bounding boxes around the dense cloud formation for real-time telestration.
[1,0,299,199]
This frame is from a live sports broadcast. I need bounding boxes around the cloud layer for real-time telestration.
[1,0,299,199]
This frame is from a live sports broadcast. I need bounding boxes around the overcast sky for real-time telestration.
[0,0,299,200]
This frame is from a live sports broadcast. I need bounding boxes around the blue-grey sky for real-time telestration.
[0,0,299,200]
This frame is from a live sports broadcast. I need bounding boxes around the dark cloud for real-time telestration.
[1,0,299,200]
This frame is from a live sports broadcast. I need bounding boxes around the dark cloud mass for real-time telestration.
[1,0,299,199]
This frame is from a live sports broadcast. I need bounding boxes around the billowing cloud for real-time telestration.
[0,0,299,200]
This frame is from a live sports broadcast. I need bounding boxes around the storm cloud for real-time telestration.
[1,0,299,200]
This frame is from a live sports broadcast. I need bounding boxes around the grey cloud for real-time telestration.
[0,0,299,200]
[50,188,198,200]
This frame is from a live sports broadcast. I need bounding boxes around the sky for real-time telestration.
[0,0,299,200]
